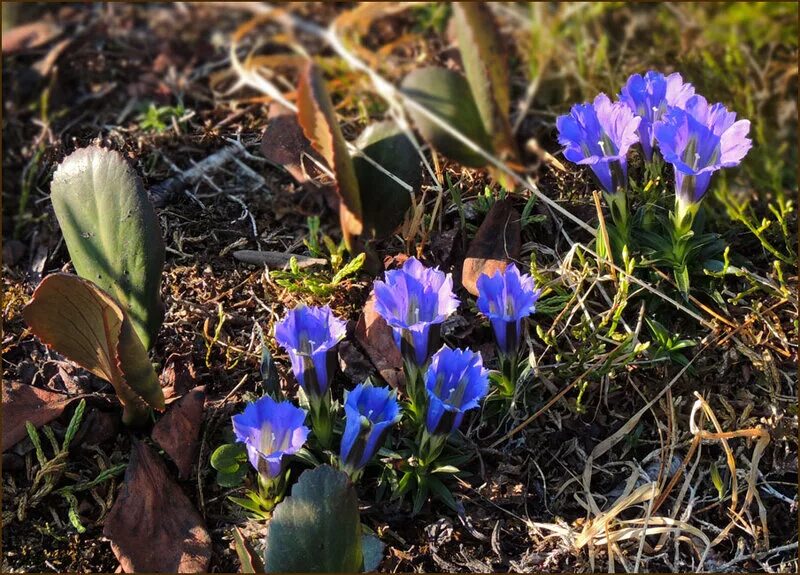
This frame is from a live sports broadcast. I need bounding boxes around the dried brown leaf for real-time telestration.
[103,440,212,573]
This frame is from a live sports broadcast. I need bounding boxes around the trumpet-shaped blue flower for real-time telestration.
[275,305,347,400]
[476,263,542,355]
[424,346,489,435]
[654,95,752,206]
[619,71,695,161]
[340,382,402,472]
[232,395,310,479]
[556,93,641,195]
[373,257,460,367]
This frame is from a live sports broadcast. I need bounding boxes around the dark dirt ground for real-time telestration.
[2,3,798,573]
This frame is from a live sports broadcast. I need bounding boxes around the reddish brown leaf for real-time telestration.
[461,199,521,296]
[1,20,61,53]
[160,353,198,401]
[23,273,164,425]
[297,62,363,247]
[151,387,206,479]
[103,440,211,573]
[261,101,326,186]
[355,294,403,389]
[1,381,78,451]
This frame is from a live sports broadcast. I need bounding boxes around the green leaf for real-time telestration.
[332,252,366,284]
[431,464,460,474]
[23,273,164,425]
[233,526,265,573]
[257,325,281,397]
[264,465,363,573]
[216,469,247,488]
[50,146,165,350]
[297,63,363,249]
[411,476,429,516]
[353,121,420,239]
[361,534,384,573]
[62,399,86,451]
[229,494,271,516]
[674,265,691,297]
[25,421,47,466]
[62,490,86,533]
[427,475,459,512]
[210,443,247,474]
[451,3,517,163]
[400,67,492,167]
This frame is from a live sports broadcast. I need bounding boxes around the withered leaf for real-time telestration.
[355,294,403,389]
[103,440,211,573]
[151,387,206,479]
[260,101,325,186]
[462,199,521,296]
[1,381,78,451]
[23,273,164,425]
[297,62,363,248]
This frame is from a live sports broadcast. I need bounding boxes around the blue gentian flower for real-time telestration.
[424,346,489,435]
[373,257,460,367]
[340,382,402,472]
[275,305,347,400]
[654,95,752,206]
[476,263,542,355]
[556,93,641,195]
[619,71,696,161]
[232,395,310,479]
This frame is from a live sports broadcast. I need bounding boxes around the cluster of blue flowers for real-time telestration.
[231,257,543,484]
[557,71,752,231]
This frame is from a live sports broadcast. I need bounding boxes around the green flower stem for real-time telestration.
[497,353,518,398]
[604,190,630,244]
[669,199,702,295]
[309,394,334,449]
[257,469,288,503]
[402,359,426,427]
[417,430,448,469]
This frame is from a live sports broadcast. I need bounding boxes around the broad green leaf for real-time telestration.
[210,443,247,474]
[297,62,363,249]
[361,534,384,573]
[264,465,363,573]
[216,470,247,488]
[353,121,421,239]
[427,475,459,512]
[400,67,491,168]
[50,146,165,350]
[23,273,164,425]
[452,3,518,163]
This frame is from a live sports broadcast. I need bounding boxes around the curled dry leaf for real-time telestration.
[151,387,206,479]
[355,294,403,389]
[461,199,521,296]
[103,440,212,573]
[1,381,79,451]
[160,353,198,400]
[260,101,326,186]
[297,62,363,248]
[22,273,165,425]
[1,20,62,53]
